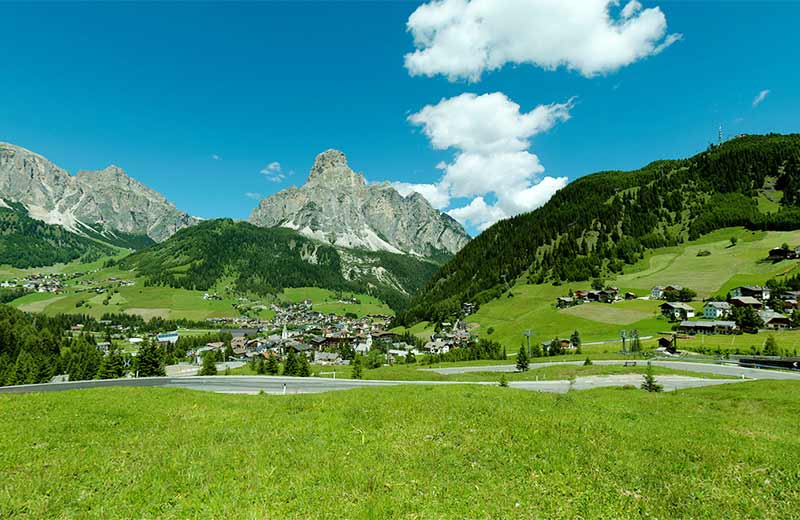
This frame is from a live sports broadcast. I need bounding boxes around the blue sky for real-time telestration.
[1,1,798,235]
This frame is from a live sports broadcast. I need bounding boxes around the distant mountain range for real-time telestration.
[249,149,470,257]
[0,142,470,307]
[0,142,198,243]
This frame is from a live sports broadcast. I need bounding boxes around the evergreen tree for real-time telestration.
[531,342,542,358]
[405,350,416,364]
[199,350,218,376]
[583,356,592,366]
[256,357,266,375]
[570,330,582,354]
[297,353,312,377]
[137,340,166,377]
[641,365,663,392]
[266,355,279,375]
[97,346,125,379]
[764,335,780,356]
[351,355,363,379]
[516,345,529,372]
[284,351,298,376]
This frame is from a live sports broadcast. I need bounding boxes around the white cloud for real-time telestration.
[752,89,770,108]
[447,197,507,231]
[212,154,221,161]
[260,161,285,182]
[244,192,262,200]
[391,181,451,209]
[403,92,571,231]
[404,0,682,81]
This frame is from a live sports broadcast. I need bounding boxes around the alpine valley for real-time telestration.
[0,143,470,312]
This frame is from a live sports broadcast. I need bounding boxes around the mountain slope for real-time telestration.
[400,134,800,323]
[0,142,198,243]
[249,149,470,257]
[0,201,116,267]
[119,219,443,310]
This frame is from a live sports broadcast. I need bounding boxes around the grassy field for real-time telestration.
[455,228,800,350]
[4,260,393,320]
[1,382,798,518]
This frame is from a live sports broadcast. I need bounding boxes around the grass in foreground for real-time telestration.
[2,382,798,519]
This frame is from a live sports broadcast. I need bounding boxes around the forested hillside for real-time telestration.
[119,219,442,310]
[399,134,800,324]
[0,202,115,267]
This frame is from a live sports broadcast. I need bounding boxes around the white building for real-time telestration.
[704,301,732,319]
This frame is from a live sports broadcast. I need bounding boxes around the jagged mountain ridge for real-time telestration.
[0,142,198,242]
[249,149,470,257]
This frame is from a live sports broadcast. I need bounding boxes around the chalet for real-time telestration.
[599,287,620,303]
[660,302,695,321]
[556,296,575,308]
[656,336,678,354]
[728,296,763,310]
[781,290,800,301]
[678,320,738,335]
[704,301,732,319]
[156,332,179,345]
[423,339,451,355]
[574,290,589,301]
[651,285,683,300]
[768,246,800,261]
[354,334,373,355]
[313,351,341,364]
[758,310,792,329]
[731,286,771,302]
[96,342,111,354]
[462,302,476,315]
[624,292,637,300]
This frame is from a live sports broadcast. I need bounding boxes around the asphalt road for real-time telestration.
[424,359,800,380]
[0,372,745,395]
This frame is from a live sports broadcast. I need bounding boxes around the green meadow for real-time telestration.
[4,261,392,320]
[1,382,798,519]
[454,228,800,350]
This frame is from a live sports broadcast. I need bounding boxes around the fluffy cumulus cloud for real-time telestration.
[752,89,770,108]
[244,192,262,200]
[260,161,285,182]
[404,92,571,231]
[404,0,682,81]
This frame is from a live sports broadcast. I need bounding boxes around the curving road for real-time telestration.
[424,359,800,380]
[0,372,747,396]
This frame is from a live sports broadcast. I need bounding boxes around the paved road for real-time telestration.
[424,359,800,380]
[0,373,744,396]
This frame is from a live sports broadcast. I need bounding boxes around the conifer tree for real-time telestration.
[97,346,125,379]
[516,345,529,372]
[641,364,663,392]
[199,350,218,376]
[266,355,279,375]
[137,340,166,377]
[256,357,266,375]
[284,351,298,376]
[297,353,312,377]
[351,355,363,379]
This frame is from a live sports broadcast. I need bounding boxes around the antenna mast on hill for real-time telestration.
[718,125,724,145]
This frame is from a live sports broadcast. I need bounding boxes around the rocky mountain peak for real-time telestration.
[307,149,365,188]
[0,142,197,242]
[249,149,470,257]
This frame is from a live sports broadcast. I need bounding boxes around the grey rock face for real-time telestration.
[0,142,197,242]
[249,149,470,257]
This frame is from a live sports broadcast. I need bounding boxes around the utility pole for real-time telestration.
[523,329,534,356]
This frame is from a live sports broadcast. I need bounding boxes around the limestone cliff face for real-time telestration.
[0,142,197,242]
[249,149,470,257]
